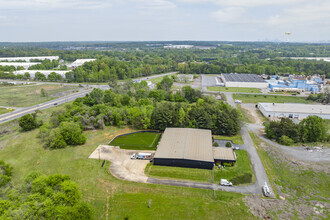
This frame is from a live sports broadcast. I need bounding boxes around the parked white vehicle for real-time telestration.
[130,153,152,160]
[220,179,233,186]
[234,100,242,104]
[262,182,271,197]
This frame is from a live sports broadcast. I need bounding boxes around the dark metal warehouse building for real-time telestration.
[153,128,215,169]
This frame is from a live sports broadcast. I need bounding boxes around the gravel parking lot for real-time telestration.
[89,145,154,183]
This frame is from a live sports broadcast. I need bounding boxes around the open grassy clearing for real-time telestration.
[110,132,161,150]
[0,84,78,107]
[232,94,313,104]
[213,133,244,145]
[249,132,330,219]
[0,108,10,115]
[146,150,254,185]
[0,119,256,219]
[207,86,262,93]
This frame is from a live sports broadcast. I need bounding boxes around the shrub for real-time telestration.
[59,122,86,145]
[279,135,294,146]
[225,142,232,148]
[213,142,219,147]
[19,114,38,131]
[0,161,13,187]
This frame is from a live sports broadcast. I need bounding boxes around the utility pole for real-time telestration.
[212,168,216,199]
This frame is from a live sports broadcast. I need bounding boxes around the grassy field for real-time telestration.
[110,132,161,150]
[207,87,262,93]
[214,133,244,145]
[0,84,77,107]
[232,94,313,104]
[146,150,254,185]
[0,117,256,219]
[249,132,330,218]
[0,108,10,115]
[236,104,254,123]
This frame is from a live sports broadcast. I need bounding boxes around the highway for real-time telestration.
[0,72,177,125]
[0,89,92,124]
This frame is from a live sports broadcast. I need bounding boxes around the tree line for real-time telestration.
[265,116,329,145]
[18,77,241,149]
[1,42,330,82]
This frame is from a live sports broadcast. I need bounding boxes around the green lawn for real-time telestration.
[232,94,313,104]
[207,87,262,93]
[0,84,78,107]
[110,132,161,150]
[0,108,10,115]
[214,133,244,145]
[0,119,256,219]
[249,132,330,218]
[146,150,254,185]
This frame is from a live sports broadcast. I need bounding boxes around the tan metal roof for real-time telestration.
[154,128,214,163]
[213,147,236,161]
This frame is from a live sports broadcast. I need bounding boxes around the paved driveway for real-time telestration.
[89,145,266,196]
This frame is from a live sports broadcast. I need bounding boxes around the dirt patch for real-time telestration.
[241,104,263,125]
[260,141,329,173]
[246,140,330,219]
[89,145,154,183]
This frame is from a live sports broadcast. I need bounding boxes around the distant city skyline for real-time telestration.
[0,0,329,42]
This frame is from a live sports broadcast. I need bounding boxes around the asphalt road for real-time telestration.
[0,89,92,124]
[224,93,274,196]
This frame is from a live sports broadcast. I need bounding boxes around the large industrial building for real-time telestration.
[0,62,41,69]
[258,103,330,120]
[0,56,59,62]
[267,75,324,93]
[69,59,96,68]
[153,128,236,169]
[219,73,268,89]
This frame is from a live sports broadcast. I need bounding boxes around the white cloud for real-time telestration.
[132,0,176,10]
[267,2,330,26]
[211,7,246,24]
[0,0,113,10]
[175,0,307,7]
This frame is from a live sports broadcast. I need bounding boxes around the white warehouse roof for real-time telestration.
[258,103,330,115]
[0,62,41,68]
[0,56,59,61]
[69,59,96,68]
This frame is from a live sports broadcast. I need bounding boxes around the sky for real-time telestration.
[0,0,329,42]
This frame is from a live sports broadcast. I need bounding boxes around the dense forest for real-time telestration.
[0,41,330,82]
[18,77,241,149]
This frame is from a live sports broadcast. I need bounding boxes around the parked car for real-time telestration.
[220,179,233,186]
[262,182,271,197]
[233,146,240,150]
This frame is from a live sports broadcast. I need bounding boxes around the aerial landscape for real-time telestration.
[0,1,329,220]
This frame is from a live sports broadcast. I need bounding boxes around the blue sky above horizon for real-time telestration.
[0,0,329,42]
